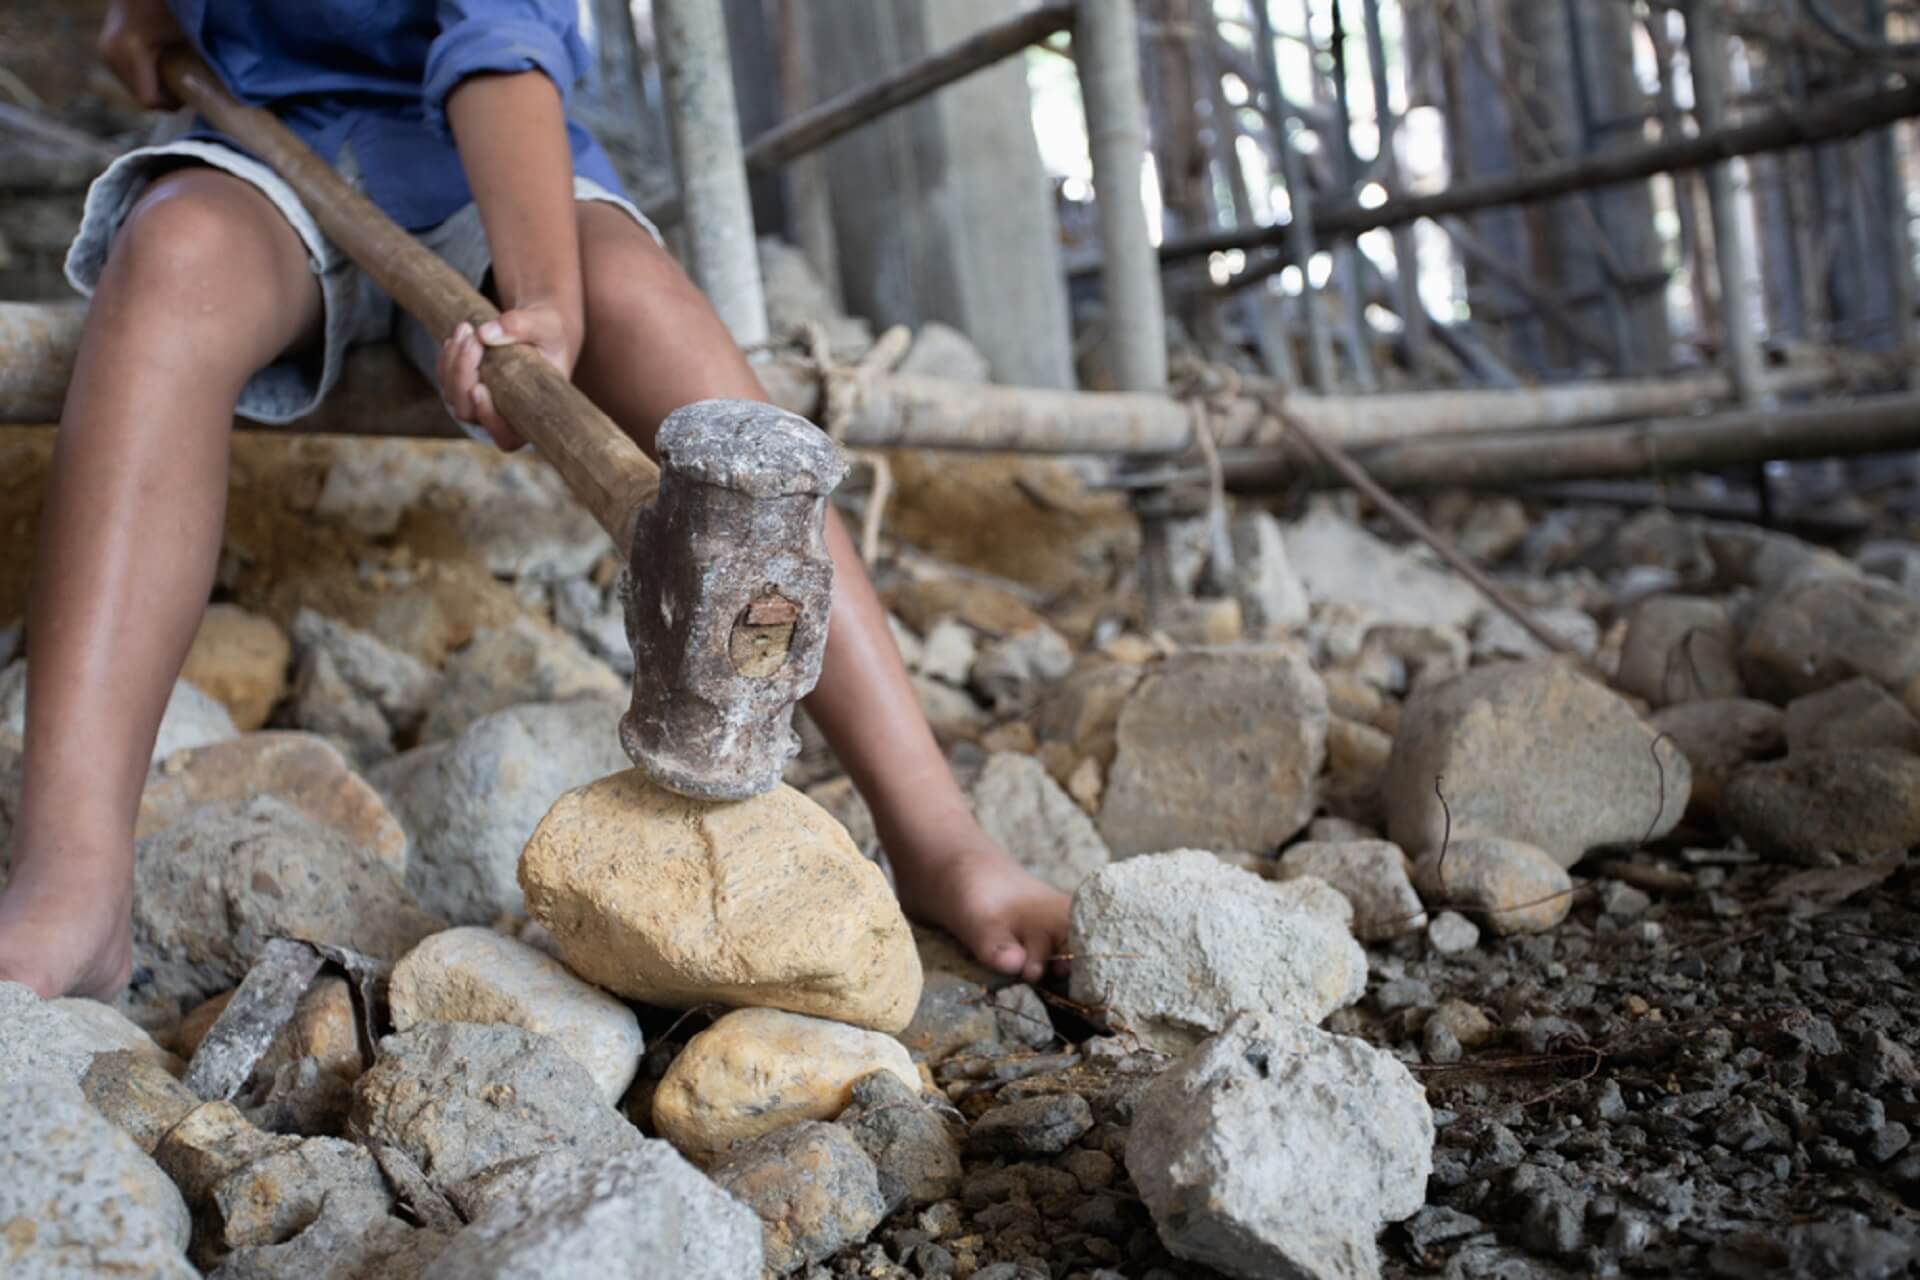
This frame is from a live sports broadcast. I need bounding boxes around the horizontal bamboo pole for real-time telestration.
[1143,77,1920,269]
[1,302,1885,456]
[640,2,1076,226]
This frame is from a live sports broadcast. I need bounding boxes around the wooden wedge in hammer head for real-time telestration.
[619,399,848,801]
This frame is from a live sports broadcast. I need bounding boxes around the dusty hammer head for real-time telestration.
[619,399,850,801]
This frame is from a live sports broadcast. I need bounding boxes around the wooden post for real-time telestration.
[1685,0,1765,408]
[1362,0,1431,380]
[656,0,768,346]
[1076,0,1168,392]
[1252,0,1336,390]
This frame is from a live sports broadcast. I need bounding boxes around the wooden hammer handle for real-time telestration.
[158,48,660,541]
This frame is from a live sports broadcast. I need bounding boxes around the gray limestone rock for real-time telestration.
[133,795,441,1002]
[419,617,623,744]
[1384,659,1690,867]
[370,696,631,925]
[1126,1013,1434,1280]
[0,1078,196,1278]
[0,982,179,1087]
[1615,596,1742,706]
[1721,748,1920,864]
[1739,575,1920,702]
[1098,647,1328,858]
[420,1144,762,1280]
[350,1022,633,1197]
[1067,850,1366,1053]
[1284,502,1484,630]
[837,1070,962,1210]
[712,1121,887,1276]
[968,752,1111,894]
[1275,839,1427,941]
[1783,678,1920,756]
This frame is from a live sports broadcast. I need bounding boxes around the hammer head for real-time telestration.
[619,399,850,801]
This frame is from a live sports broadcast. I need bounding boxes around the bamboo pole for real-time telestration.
[1143,76,1920,265]
[655,0,768,346]
[2,301,1888,455]
[1361,0,1431,380]
[1242,391,1920,490]
[1685,0,1766,408]
[642,3,1075,227]
[1252,0,1335,390]
[1076,0,1168,392]
[1322,0,1377,391]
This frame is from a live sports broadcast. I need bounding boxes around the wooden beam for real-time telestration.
[1239,391,1920,490]
[1144,77,1920,267]
[1,302,1890,457]
[641,2,1076,226]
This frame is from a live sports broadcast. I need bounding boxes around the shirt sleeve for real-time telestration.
[423,0,591,137]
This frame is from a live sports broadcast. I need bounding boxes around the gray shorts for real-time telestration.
[64,139,661,442]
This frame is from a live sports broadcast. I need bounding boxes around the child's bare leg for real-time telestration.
[569,204,1066,981]
[0,169,320,998]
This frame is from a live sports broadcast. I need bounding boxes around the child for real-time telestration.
[0,0,1068,999]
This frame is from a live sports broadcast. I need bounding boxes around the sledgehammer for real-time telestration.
[157,50,846,801]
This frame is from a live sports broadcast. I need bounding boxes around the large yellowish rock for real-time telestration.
[519,770,922,1032]
[652,1008,919,1164]
[181,604,292,732]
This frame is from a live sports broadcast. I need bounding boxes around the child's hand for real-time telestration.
[98,0,186,109]
[438,302,581,451]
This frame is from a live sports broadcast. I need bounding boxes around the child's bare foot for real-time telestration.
[0,843,135,999]
[886,814,1070,985]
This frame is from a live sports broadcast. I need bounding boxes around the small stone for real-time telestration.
[0,981,181,1087]
[968,1094,1094,1156]
[550,576,635,677]
[1784,677,1920,755]
[0,1079,195,1278]
[1740,575,1920,702]
[968,752,1111,894]
[1275,839,1426,940]
[1721,749,1920,863]
[520,771,922,1031]
[1616,596,1741,706]
[1098,647,1328,857]
[1866,1122,1912,1163]
[1068,851,1367,1054]
[900,972,1001,1064]
[289,647,394,765]
[1126,1013,1432,1280]
[373,696,631,925]
[971,625,1073,711]
[350,1022,632,1197]
[290,608,437,728]
[81,1051,200,1153]
[389,926,645,1105]
[419,1144,763,1280]
[1426,910,1480,954]
[1651,697,1784,819]
[1600,880,1653,918]
[990,984,1056,1050]
[0,658,236,764]
[837,1070,962,1209]
[652,1008,919,1165]
[1411,837,1573,935]
[917,620,978,687]
[132,795,440,1003]
[711,1121,888,1276]
[1422,1021,1463,1065]
[1471,606,1600,663]
[1385,659,1689,867]
[182,604,291,731]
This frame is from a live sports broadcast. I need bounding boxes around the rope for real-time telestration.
[797,322,909,565]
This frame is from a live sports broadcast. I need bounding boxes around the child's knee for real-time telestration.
[105,171,299,305]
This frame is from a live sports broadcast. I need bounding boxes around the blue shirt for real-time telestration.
[173,0,624,229]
